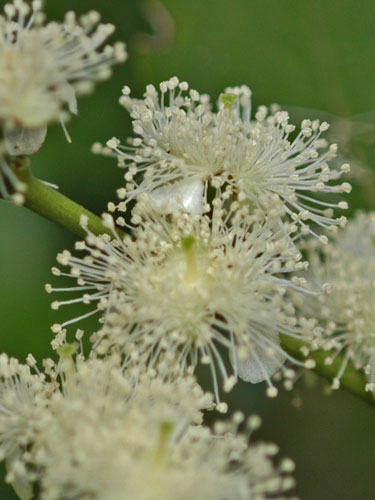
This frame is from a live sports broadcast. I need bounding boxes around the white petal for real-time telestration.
[232,333,286,384]
[57,82,78,115]
[10,476,33,500]
[6,457,33,500]
[148,179,204,214]
[4,125,47,156]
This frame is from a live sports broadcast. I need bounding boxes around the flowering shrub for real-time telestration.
[0,2,372,500]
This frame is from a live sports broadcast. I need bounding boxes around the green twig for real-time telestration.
[281,335,373,405]
[15,162,123,240]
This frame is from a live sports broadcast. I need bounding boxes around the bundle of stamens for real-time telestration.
[0,353,48,500]
[0,349,296,500]
[295,212,375,393]
[98,76,350,241]
[0,0,127,203]
[0,0,127,129]
[48,195,318,402]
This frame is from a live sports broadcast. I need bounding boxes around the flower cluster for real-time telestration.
[0,0,126,203]
[24,73,355,500]
[0,7,358,497]
[0,0,126,128]
[49,77,353,404]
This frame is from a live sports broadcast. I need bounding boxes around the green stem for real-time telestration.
[15,163,122,239]
[281,335,373,405]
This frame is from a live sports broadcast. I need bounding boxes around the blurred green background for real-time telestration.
[1,0,375,498]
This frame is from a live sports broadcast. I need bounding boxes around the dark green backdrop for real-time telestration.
[1,1,375,499]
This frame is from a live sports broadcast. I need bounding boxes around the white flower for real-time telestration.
[32,355,213,500]
[145,178,205,214]
[101,76,350,240]
[93,422,297,500]
[0,347,214,499]
[0,0,127,128]
[0,0,127,204]
[29,355,296,500]
[48,199,315,401]
[296,212,375,392]
[0,353,47,499]
[0,349,297,500]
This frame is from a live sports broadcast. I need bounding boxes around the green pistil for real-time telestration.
[219,93,238,113]
[57,344,76,359]
[182,236,199,284]
[154,420,174,463]
[57,343,76,383]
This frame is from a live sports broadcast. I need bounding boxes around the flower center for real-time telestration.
[181,235,200,285]
[153,420,174,463]
[57,343,76,392]
[219,92,238,114]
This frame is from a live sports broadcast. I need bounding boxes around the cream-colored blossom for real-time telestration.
[0,348,215,499]
[99,76,350,240]
[296,212,375,392]
[0,0,127,128]
[40,418,297,500]
[0,349,298,500]
[27,355,296,500]
[0,353,48,500]
[0,0,126,204]
[48,198,316,400]
[33,354,214,500]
